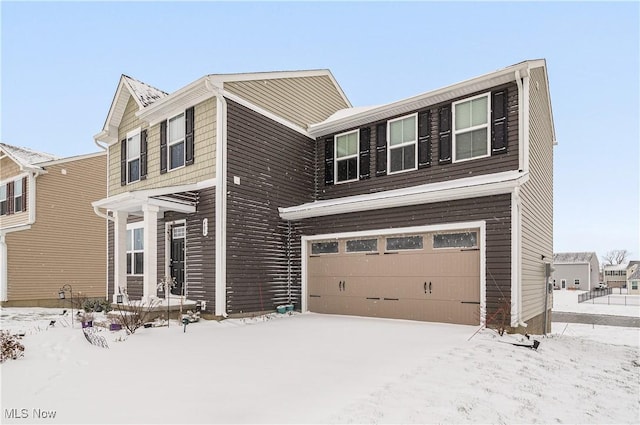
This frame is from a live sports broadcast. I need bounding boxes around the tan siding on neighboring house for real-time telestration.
[224,75,349,129]
[520,67,554,321]
[0,157,21,180]
[1,210,29,228]
[5,154,107,302]
[109,96,216,197]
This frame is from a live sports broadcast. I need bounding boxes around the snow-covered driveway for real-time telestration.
[1,310,639,424]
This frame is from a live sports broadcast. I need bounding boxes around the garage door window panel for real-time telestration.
[433,232,478,249]
[311,241,339,255]
[346,239,378,253]
[386,236,423,251]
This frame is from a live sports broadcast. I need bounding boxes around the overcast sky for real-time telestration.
[1,1,638,263]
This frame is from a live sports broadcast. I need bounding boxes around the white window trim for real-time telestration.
[452,92,491,163]
[334,129,359,184]
[167,112,186,172]
[126,127,141,184]
[387,113,418,175]
[127,222,144,276]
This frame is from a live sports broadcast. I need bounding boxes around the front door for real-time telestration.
[170,225,185,296]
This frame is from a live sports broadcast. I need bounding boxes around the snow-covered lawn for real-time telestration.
[553,289,640,317]
[1,307,639,424]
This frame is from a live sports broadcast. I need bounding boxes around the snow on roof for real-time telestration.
[122,75,168,107]
[0,142,59,167]
[323,105,382,123]
[553,252,597,264]
[629,266,640,280]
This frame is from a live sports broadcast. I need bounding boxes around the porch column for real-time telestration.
[142,204,159,302]
[113,210,128,303]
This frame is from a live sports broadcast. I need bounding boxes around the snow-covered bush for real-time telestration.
[1,331,25,363]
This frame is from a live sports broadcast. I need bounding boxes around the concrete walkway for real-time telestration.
[552,311,640,328]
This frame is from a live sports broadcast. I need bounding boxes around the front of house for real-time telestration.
[94,60,555,334]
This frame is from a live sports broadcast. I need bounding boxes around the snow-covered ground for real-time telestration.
[1,300,639,424]
[552,289,640,317]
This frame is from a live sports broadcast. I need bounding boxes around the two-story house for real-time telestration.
[551,252,600,291]
[93,59,555,334]
[0,143,106,306]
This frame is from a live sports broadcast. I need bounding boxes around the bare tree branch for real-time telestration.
[602,249,629,266]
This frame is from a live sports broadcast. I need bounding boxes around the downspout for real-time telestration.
[94,135,110,300]
[207,78,228,318]
[0,233,7,302]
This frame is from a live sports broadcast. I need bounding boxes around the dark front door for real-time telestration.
[170,225,185,296]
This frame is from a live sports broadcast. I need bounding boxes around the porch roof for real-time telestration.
[92,179,215,215]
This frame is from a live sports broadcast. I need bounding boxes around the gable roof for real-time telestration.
[628,265,640,280]
[308,59,556,141]
[553,252,598,264]
[0,142,59,172]
[123,75,168,107]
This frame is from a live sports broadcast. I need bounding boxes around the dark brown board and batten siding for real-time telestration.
[316,83,519,200]
[225,100,315,314]
[298,194,512,322]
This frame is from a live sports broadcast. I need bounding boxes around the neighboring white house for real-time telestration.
[552,252,600,291]
[603,264,628,289]
[627,263,640,295]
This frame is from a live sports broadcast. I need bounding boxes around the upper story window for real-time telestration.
[388,114,417,174]
[14,178,23,212]
[453,93,490,162]
[335,130,359,183]
[168,113,185,170]
[126,223,144,275]
[127,129,141,183]
[0,185,6,216]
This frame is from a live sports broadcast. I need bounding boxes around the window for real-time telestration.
[311,241,339,255]
[127,130,141,183]
[388,114,417,173]
[433,232,478,249]
[632,281,638,290]
[127,224,144,275]
[14,179,23,212]
[574,279,580,286]
[346,239,377,253]
[0,185,6,216]
[386,236,423,251]
[168,113,185,170]
[335,130,359,183]
[453,94,489,162]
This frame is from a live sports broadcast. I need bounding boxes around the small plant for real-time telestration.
[1,331,25,363]
[114,299,161,334]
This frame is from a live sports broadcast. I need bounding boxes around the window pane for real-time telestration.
[337,157,357,182]
[169,114,184,143]
[128,159,140,182]
[14,179,22,193]
[127,253,132,275]
[170,142,185,169]
[14,196,22,212]
[347,133,358,155]
[390,147,403,172]
[471,128,488,157]
[402,116,416,143]
[386,236,423,251]
[0,200,7,215]
[133,228,144,250]
[127,134,140,159]
[336,132,358,158]
[311,241,339,254]
[455,101,471,130]
[403,145,415,169]
[0,186,5,199]
[389,120,403,146]
[134,252,144,274]
[433,232,478,249]
[346,239,377,252]
[471,97,488,126]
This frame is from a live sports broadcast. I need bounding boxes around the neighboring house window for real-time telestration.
[0,185,6,215]
[127,224,144,275]
[335,130,359,183]
[127,130,141,183]
[632,281,638,290]
[388,114,417,174]
[14,178,23,212]
[168,113,185,170]
[574,279,580,286]
[453,93,490,162]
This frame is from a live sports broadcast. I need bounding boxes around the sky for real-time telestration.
[1,1,638,263]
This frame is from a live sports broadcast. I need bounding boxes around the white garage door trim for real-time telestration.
[301,220,487,326]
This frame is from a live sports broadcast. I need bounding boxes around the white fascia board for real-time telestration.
[35,151,106,167]
[136,77,214,126]
[309,61,536,138]
[210,69,333,83]
[279,170,529,221]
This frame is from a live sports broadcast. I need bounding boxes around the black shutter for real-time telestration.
[359,127,371,180]
[185,107,195,166]
[7,181,13,215]
[324,137,334,185]
[120,138,127,186]
[418,110,431,168]
[140,130,148,180]
[491,89,508,154]
[160,120,167,174]
[22,177,27,211]
[375,123,387,176]
[438,105,452,164]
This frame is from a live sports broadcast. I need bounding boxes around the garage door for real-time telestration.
[307,230,480,325]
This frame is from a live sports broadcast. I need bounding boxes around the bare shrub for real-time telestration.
[114,299,161,334]
[1,331,25,363]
